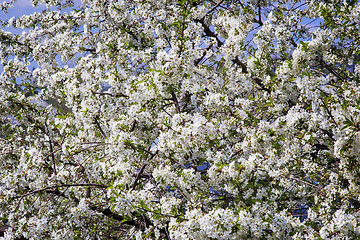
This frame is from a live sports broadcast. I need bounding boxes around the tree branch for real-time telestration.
[14,183,108,199]
[94,116,107,139]
[194,18,249,74]
[317,57,346,82]
[195,18,223,47]
[205,0,225,16]
[92,91,129,98]
[131,163,147,190]
[48,138,57,176]
[171,91,181,114]
[253,77,270,93]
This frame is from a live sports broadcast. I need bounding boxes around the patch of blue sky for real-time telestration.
[0,0,83,73]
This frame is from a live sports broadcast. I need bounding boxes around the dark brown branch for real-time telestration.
[13,182,170,236]
[232,56,248,74]
[15,184,138,227]
[194,18,249,74]
[194,43,213,66]
[79,47,96,52]
[194,48,208,66]
[0,224,27,239]
[289,177,323,189]
[94,116,107,139]
[48,138,57,176]
[130,120,137,132]
[237,0,245,9]
[45,188,69,200]
[90,204,170,238]
[320,128,335,141]
[26,185,138,228]
[137,206,186,220]
[258,6,262,24]
[79,141,108,145]
[171,91,181,114]
[253,77,270,93]
[70,143,110,156]
[91,91,129,98]
[256,6,263,26]
[131,164,147,190]
[205,0,225,16]
[99,206,172,239]
[89,205,137,225]
[195,17,223,47]
[319,97,339,126]
[86,188,91,198]
[230,149,243,159]
[14,183,108,199]
[326,231,340,238]
[317,57,346,82]
[289,37,298,48]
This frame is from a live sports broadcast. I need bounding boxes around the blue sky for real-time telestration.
[1,1,322,74]
[0,1,46,73]
[3,0,38,17]
[0,0,83,73]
